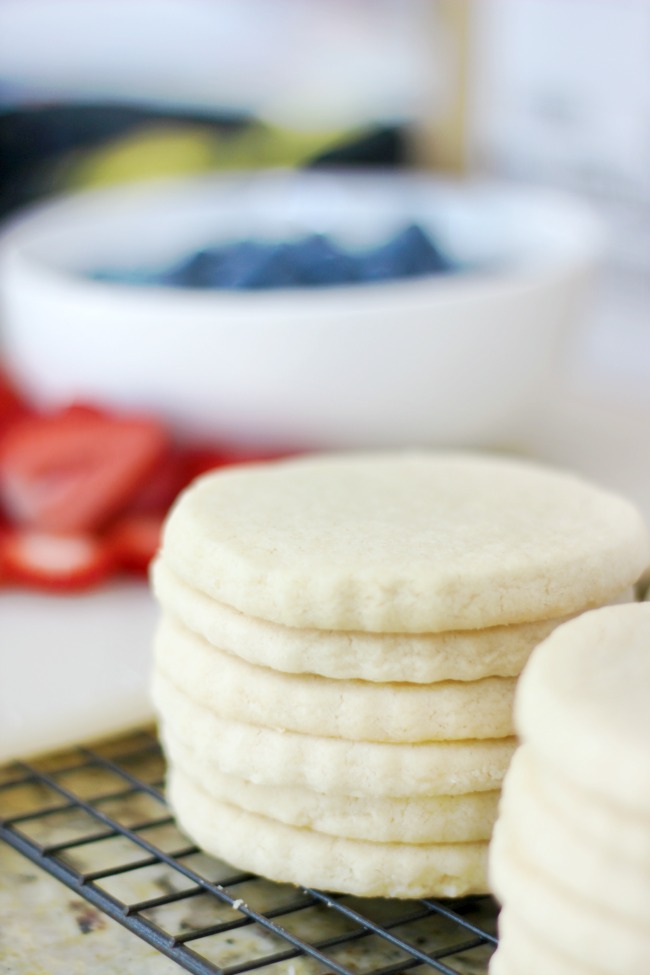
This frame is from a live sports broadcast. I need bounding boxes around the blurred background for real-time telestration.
[0,0,648,409]
[1,0,648,249]
[0,0,648,501]
[0,1,647,583]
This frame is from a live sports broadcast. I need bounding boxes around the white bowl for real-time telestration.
[0,171,601,449]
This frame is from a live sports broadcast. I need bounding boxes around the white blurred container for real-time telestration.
[0,170,601,449]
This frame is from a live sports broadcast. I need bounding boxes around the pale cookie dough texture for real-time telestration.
[490,827,650,972]
[515,602,650,813]
[498,747,650,927]
[151,558,567,682]
[153,672,517,798]
[154,615,517,742]
[160,451,649,632]
[489,603,650,974]
[168,768,490,900]
[165,733,501,844]
[527,746,650,866]
[491,909,595,975]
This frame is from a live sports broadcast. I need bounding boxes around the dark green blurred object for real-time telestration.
[0,103,408,221]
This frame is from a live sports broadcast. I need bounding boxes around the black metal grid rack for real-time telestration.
[0,730,498,975]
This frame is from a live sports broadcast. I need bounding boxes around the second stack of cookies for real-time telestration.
[151,451,648,899]
[489,602,650,973]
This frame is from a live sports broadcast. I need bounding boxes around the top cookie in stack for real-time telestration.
[151,451,648,899]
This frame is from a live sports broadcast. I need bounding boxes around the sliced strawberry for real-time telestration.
[0,524,11,583]
[109,513,164,575]
[0,406,169,533]
[57,401,108,421]
[123,448,190,516]
[0,366,32,434]
[181,446,229,481]
[0,529,114,591]
[183,445,295,481]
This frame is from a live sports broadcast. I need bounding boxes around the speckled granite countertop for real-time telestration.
[0,732,497,975]
[0,842,183,974]
[0,734,182,973]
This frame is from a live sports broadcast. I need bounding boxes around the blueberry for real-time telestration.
[89,222,457,290]
[250,248,306,287]
[213,241,277,289]
[359,224,454,282]
[289,234,360,287]
[163,246,227,288]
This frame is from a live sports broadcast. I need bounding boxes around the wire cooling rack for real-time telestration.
[0,730,498,975]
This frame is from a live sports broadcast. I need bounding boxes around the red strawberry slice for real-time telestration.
[0,366,31,434]
[123,448,190,516]
[181,446,228,481]
[0,406,169,533]
[1,530,114,591]
[109,513,164,575]
[183,445,294,481]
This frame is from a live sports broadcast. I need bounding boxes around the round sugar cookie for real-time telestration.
[167,768,489,898]
[153,671,517,797]
[489,826,650,972]
[152,557,569,682]
[160,451,648,633]
[499,747,650,927]
[515,602,650,814]
[528,747,650,867]
[491,909,597,975]
[165,733,500,843]
[154,615,516,742]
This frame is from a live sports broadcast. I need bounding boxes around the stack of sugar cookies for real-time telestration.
[489,601,650,973]
[150,451,648,899]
